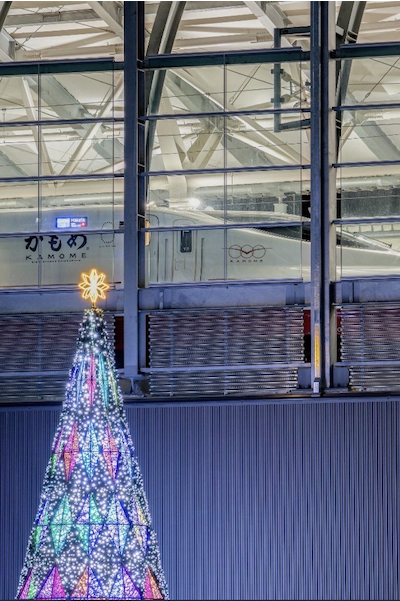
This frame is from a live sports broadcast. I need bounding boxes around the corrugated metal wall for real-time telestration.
[1,401,400,600]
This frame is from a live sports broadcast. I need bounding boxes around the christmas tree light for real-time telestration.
[17,270,168,600]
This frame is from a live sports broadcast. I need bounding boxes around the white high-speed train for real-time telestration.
[146,206,400,282]
[1,204,400,287]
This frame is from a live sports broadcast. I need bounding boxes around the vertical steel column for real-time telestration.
[310,2,336,392]
[321,2,337,389]
[123,2,144,385]
[310,2,322,392]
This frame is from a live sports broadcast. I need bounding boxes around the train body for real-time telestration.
[146,207,400,283]
[0,204,400,287]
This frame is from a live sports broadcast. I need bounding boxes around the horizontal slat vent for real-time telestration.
[349,367,400,392]
[340,304,400,391]
[0,377,67,402]
[149,307,304,397]
[0,313,115,403]
[150,369,299,397]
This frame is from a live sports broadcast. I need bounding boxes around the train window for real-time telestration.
[180,230,192,253]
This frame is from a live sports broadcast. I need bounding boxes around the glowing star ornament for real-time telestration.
[16,284,168,600]
[79,268,110,306]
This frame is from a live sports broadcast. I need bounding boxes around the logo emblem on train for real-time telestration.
[228,244,269,262]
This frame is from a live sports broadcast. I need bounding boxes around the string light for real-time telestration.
[16,307,167,600]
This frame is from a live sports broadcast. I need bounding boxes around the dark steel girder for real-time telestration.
[335,3,400,161]
[336,1,366,107]
[146,2,187,170]
[0,1,11,31]
[335,2,366,156]
[336,1,366,46]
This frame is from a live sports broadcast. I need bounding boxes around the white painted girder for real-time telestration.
[88,1,123,40]
[20,78,54,176]
[243,1,292,47]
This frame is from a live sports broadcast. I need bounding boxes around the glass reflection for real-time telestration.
[337,223,400,278]
[341,58,400,105]
[151,67,224,115]
[40,122,116,176]
[39,178,118,232]
[340,109,400,164]
[0,75,38,122]
[39,72,114,120]
[0,236,39,287]
[226,171,304,221]
[0,125,38,177]
[340,173,400,219]
[0,181,39,233]
[226,62,310,112]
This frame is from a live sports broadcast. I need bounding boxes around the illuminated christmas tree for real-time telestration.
[17,270,168,600]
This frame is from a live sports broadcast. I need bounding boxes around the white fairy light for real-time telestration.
[16,306,168,600]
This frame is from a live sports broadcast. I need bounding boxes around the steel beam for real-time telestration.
[0,64,30,176]
[310,2,336,392]
[25,74,123,171]
[146,0,185,90]
[88,1,124,40]
[243,1,292,47]
[0,1,17,62]
[145,1,239,15]
[16,44,123,61]
[321,3,338,391]
[310,4,322,392]
[144,47,308,70]
[0,1,15,62]
[336,1,366,46]
[146,2,186,170]
[60,78,124,176]
[5,9,100,26]
[0,1,11,30]
[333,42,400,60]
[335,2,366,153]
[164,72,303,164]
[123,2,143,386]
[20,78,54,177]
[353,120,400,161]
[333,4,399,163]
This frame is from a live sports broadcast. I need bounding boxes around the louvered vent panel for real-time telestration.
[0,313,115,403]
[340,304,400,391]
[0,377,67,402]
[149,308,304,397]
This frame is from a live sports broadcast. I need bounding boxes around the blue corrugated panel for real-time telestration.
[1,403,400,600]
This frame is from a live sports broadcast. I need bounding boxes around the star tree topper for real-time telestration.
[79,269,110,306]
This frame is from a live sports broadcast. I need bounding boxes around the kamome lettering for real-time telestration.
[25,253,86,263]
[24,234,87,253]
[23,235,89,263]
